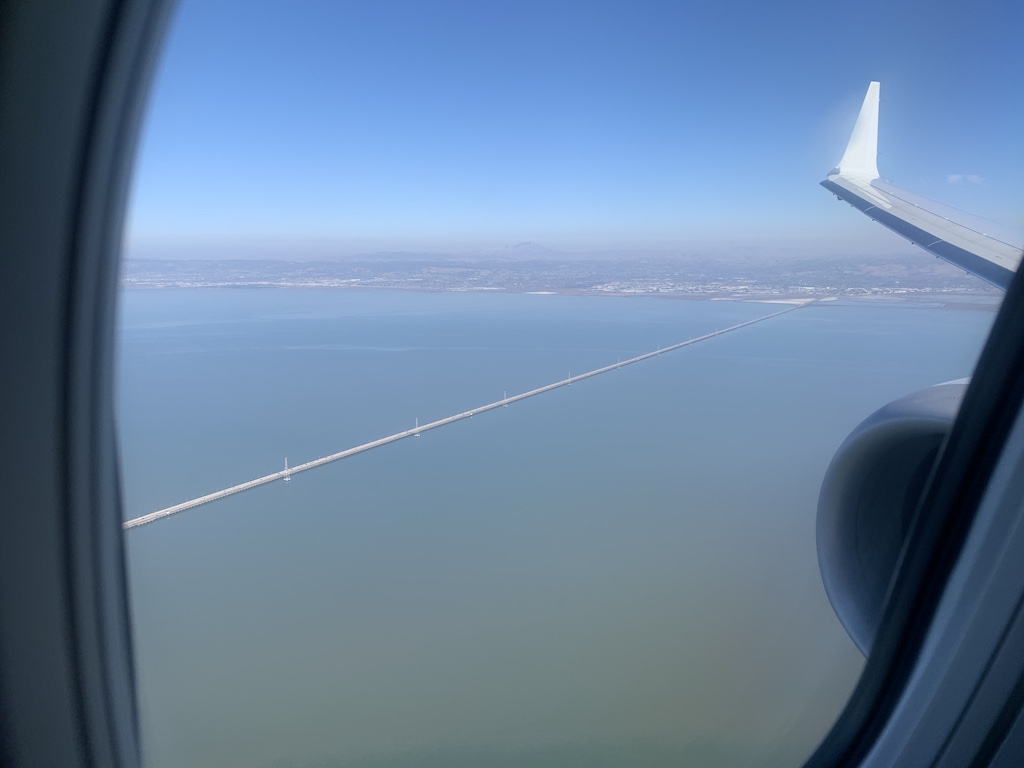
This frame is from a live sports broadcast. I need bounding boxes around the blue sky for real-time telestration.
[126,0,1023,258]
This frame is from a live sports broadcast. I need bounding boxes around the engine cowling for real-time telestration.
[817,380,968,655]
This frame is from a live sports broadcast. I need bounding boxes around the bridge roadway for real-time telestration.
[123,302,809,530]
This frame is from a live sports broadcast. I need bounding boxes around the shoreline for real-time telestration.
[117,282,1002,311]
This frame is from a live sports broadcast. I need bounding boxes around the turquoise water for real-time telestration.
[118,290,996,768]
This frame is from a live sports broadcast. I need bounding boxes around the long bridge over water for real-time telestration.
[124,302,810,529]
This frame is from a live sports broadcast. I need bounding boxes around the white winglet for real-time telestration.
[836,81,880,179]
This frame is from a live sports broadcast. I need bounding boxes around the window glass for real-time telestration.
[119,2,1017,766]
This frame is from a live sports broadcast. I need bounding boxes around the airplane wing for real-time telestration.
[822,81,1023,290]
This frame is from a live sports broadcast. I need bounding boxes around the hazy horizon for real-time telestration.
[124,234,929,263]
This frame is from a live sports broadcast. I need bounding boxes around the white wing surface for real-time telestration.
[822,82,1023,290]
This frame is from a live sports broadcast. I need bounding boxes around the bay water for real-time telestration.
[118,289,996,768]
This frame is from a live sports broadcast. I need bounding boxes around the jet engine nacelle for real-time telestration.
[817,380,968,655]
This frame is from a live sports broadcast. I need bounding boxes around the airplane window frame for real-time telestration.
[0,1,173,765]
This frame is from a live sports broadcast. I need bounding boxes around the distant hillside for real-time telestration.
[121,250,1000,299]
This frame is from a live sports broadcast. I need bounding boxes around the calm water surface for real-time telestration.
[118,289,996,768]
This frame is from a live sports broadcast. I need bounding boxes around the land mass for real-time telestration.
[121,243,1000,302]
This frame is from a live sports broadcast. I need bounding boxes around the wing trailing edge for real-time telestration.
[822,82,1023,290]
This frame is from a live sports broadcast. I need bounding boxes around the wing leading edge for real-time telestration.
[822,82,1023,290]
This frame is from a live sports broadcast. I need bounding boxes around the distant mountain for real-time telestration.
[342,250,465,262]
[340,242,566,263]
[478,241,561,260]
